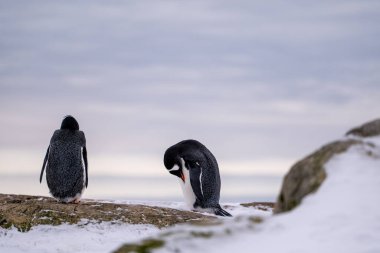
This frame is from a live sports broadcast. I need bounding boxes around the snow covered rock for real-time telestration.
[275,118,380,213]
[113,205,271,253]
[0,199,272,253]
[275,139,363,213]
[0,194,216,231]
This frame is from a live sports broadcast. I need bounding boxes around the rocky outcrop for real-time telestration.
[274,139,364,213]
[275,118,380,213]
[346,118,380,137]
[0,194,215,231]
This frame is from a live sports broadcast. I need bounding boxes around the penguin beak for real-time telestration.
[168,165,185,182]
[180,170,185,183]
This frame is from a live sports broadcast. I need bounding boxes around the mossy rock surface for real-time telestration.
[274,139,364,213]
[114,239,165,253]
[240,202,274,211]
[0,194,215,232]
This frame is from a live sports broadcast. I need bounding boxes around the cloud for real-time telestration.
[0,0,379,175]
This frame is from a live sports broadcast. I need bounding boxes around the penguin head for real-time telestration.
[60,115,79,131]
[164,139,206,183]
[164,146,184,182]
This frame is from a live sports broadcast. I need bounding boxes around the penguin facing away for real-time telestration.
[40,115,88,203]
[164,139,232,217]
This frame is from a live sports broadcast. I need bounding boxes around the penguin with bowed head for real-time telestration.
[164,139,232,216]
[40,115,88,203]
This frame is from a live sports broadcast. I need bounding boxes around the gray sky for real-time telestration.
[1,0,379,176]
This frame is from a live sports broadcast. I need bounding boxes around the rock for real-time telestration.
[0,194,215,232]
[240,202,274,211]
[346,118,380,137]
[276,118,380,214]
[274,139,364,213]
[114,239,165,253]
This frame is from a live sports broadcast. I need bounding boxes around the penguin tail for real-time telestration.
[213,205,232,217]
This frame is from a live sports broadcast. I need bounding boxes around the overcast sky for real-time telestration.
[0,0,379,176]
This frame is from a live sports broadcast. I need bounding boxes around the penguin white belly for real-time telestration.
[80,147,86,189]
[178,168,196,209]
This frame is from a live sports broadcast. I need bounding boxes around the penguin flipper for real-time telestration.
[214,205,232,217]
[40,146,50,183]
[83,146,88,188]
[188,164,204,204]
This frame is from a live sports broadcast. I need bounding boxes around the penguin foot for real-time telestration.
[71,194,82,204]
[56,193,82,204]
[57,198,80,204]
[213,205,232,217]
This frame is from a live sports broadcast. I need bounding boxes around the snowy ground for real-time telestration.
[1,137,379,253]
[0,222,158,253]
[0,201,268,253]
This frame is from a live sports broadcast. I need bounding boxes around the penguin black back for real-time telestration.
[40,115,88,203]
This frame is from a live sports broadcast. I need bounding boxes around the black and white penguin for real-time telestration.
[164,139,231,216]
[39,115,88,203]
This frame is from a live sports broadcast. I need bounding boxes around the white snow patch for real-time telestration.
[225,203,273,218]
[0,222,159,253]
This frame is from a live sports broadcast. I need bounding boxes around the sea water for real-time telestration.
[0,174,282,203]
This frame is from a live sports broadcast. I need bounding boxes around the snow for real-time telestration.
[0,222,159,253]
[1,136,379,253]
[0,200,268,253]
